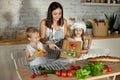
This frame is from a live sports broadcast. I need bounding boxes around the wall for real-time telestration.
[0,0,120,39]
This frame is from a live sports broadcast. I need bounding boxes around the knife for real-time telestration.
[55,46,69,53]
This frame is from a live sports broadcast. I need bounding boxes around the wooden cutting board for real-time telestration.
[60,40,81,58]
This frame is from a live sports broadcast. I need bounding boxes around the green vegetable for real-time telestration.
[38,66,56,74]
[40,70,56,74]
[76,69,90,79]
[75,62,104,79]
[83,62,104,76]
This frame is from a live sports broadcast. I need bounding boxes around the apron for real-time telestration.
[44,25,64,59]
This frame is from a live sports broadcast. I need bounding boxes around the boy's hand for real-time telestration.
[35,49,43,57]
[41,52,47,56]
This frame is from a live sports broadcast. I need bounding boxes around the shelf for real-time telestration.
[81,3,120,6]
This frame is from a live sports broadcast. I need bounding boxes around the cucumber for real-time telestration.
[40,70,56,74]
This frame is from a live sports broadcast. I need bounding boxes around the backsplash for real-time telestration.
[0,0,120,39]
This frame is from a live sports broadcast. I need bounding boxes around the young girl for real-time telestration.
[70,22,92,54]
[25,27,47,74]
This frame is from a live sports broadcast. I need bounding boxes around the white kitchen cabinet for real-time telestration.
[0,44,26,80]
[91,38,120,57]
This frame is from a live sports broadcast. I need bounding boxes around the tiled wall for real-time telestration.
[0,0,120,39]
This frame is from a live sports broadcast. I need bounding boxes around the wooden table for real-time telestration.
[17,62,120,80]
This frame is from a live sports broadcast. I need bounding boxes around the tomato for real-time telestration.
[107,67,112,72]
[30,73,36,78]
[75,66,81,70]
[69,65,75,70]
[61,70,67,77]
[104,67,112,72]
[104,68,108,72]
[67,70,74,77]
[43,74,48,77]
[56,70,61,76]
[104,64,109,68]
[70,43,76,47]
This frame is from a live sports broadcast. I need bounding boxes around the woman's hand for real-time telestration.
[48,42,58,50]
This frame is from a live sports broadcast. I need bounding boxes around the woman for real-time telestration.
[40,2,70,60]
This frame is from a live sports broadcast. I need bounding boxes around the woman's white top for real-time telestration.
[26,42,46,66]
[45,25,64,43]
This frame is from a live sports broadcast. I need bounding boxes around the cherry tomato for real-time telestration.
[43,73,48,77]
[30,73,36,79]
[75,66,81,70]
[67,70,74,77]
[69,65,75,70]
[104,68,108,72]
[104,67,112,72]
[108,67,112,72]
[70,43,76,47]
[56,70,61,76]
[104,64,109,68]
[61,70,67,77]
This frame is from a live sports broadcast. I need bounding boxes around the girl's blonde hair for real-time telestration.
[26,27,39,38]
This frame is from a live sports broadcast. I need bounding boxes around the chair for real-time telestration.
[11,49,29,80]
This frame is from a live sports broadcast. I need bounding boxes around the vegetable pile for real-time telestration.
[30,62,112,79]
[75,62,112,79]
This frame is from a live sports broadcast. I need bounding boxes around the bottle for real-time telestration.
[113,0,116,4]
[107,0,111,4]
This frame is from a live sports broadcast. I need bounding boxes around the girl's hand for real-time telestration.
[34,52,40,57]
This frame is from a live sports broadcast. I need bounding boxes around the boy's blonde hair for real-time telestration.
[26,27,39,38]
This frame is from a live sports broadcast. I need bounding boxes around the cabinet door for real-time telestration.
[91,38,120,57]
[0,44,26,80]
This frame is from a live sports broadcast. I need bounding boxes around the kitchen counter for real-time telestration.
[17,61,120,80]
[92,33,120,40]
[0,39,29,45]
[0,34,120,45]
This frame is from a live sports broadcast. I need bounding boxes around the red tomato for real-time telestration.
[43,74,48,77]
[61,71,67,77]
[70,43,76,47]
[56,70,61,76]
[30,73,36,79]
[104,68,108,72]
[67,70,74,77]
[104,67,112,72]
[75,66,81,70]
[108,67,112,72]
[104,64,109,68]
[69,65,75,70]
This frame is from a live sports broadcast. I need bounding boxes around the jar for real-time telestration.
[95,0,100,3]
[86,0,91,2]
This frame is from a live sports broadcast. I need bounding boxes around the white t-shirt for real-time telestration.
[26,42,46,66]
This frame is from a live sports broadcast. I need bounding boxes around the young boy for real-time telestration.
[25,27,47,74]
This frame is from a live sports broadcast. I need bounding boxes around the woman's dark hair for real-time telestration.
[46,2,64,29]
